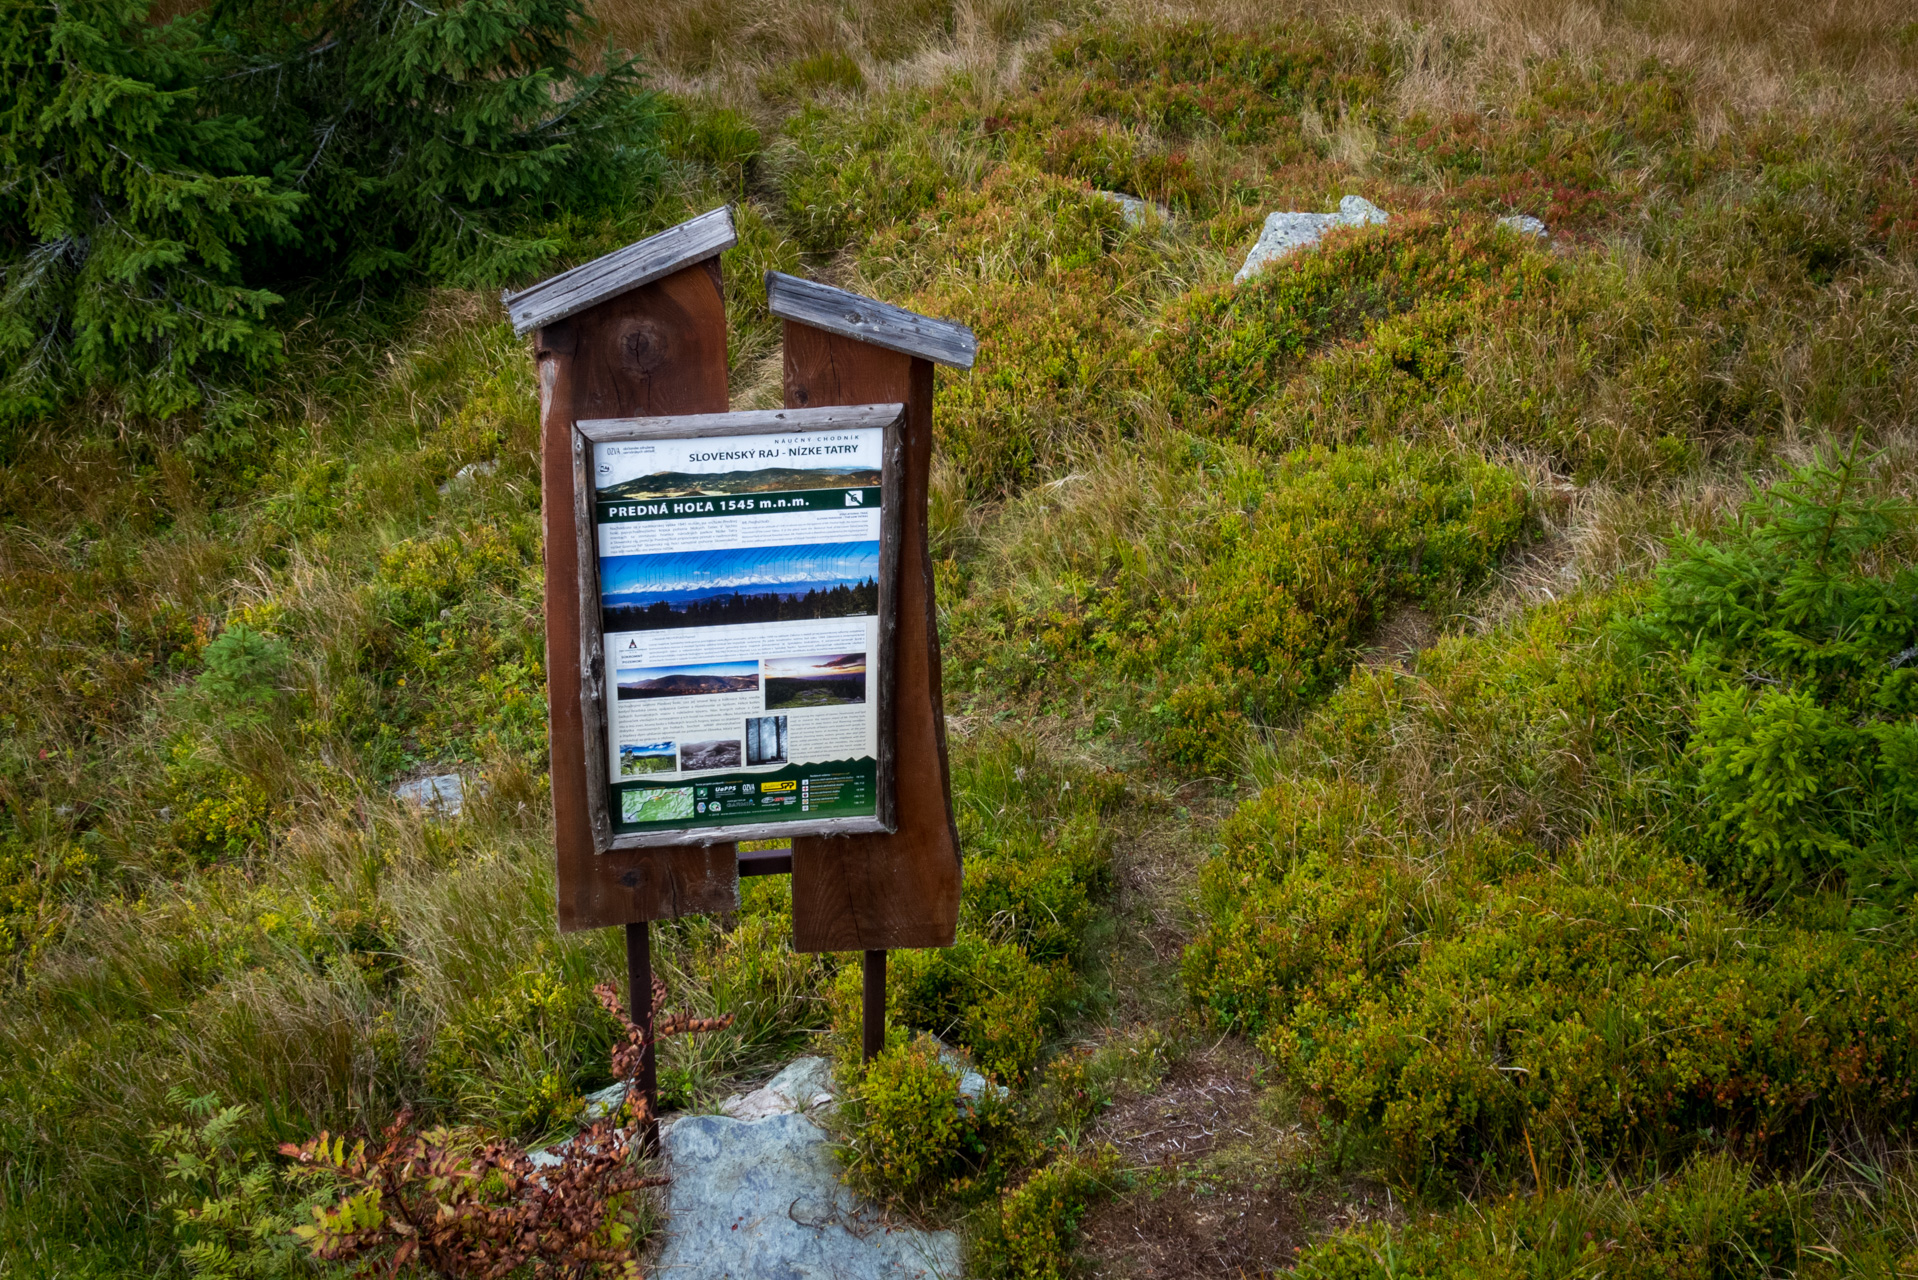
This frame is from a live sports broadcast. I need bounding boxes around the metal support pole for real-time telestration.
[862,949,887,1063]
[626,921,659,1147]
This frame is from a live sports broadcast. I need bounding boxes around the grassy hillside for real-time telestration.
[5,0,1918,1275]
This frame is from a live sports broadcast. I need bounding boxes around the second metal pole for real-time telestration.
[862,949,887,1063]
[626,921,659,1146]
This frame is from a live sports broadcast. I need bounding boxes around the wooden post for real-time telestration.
[509,209,744,930]
[769,273,974,954]
[625,922,659,1146]
[862,949,887,1063]
[504,210,752,1135]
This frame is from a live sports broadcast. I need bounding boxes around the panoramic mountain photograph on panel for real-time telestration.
[617,661,762,700]
[7,0,1918,1275]
[600,543,881,630]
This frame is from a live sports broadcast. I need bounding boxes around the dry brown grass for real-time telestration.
[604,0,1918,117]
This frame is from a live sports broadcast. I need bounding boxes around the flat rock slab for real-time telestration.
[656,1112,960,1280]
[1235,194,1389,283]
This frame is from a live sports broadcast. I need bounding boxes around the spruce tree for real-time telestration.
[0,0,300,420]
[0,0,659,422]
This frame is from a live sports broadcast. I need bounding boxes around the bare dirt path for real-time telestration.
[1072,791,1404,1277]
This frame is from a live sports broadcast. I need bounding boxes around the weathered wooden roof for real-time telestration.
[502,207,736,335]
[765,272,976,369]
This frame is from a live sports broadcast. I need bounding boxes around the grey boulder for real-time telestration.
[1093,190,1163,227]
[657,1111,960,1280]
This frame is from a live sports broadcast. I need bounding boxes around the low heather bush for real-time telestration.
[837,1034,1013,1209]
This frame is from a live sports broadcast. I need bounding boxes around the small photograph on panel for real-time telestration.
[679,738,743,772]
[763,652,866,710]
[620,741,676,777]
[744,715,789,767]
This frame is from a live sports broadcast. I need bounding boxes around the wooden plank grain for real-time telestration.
[539,258,739,931]
[767,273,976,370]
[508,207,736,335]
[785,320,962,952]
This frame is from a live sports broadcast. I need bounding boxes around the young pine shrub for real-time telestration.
[1625,445,1918,924]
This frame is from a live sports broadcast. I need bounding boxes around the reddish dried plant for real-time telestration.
[591,981,734,1083]
[282,982,734,1278]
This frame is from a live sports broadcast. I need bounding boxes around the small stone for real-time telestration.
[1497,213,1549,238]
[393,773,464,816]
[1093,190,1162,227]
[437,460,497,494]
[936,1045,1006,1103]
[1338,194,1390,225]
[580,1080,631,1122]
[1235,195,1392,283]
[721,1055,837,1120]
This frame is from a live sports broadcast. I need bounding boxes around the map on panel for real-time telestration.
[593,429,883,835]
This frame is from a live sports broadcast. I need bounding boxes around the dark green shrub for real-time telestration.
[0,0,660,418]
[0,0,299,421]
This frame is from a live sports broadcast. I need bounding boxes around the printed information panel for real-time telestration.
[593,429,884,836]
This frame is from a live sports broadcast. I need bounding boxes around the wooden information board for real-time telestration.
[505,209,977,1019]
